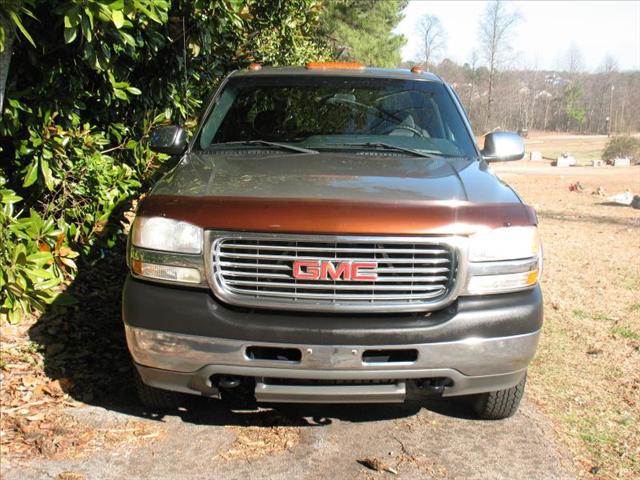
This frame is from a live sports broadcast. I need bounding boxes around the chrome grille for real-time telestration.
[209,232,461,312]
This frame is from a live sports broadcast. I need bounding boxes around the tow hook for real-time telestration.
[419,378,452,395]
[217,375,241,389]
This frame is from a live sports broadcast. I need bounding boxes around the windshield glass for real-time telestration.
[198,75,477,157]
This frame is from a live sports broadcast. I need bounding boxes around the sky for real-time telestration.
[396,1,640,72]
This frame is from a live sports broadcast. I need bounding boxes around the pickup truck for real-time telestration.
[123,62,542,419]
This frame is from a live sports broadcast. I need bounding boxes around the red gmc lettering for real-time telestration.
[351,262,378,281]
[321,261,352,280]
[292,261,321,280]
[293,260,378,281]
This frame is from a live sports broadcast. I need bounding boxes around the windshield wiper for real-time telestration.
[325,142,436,158]
[208,140,318,154]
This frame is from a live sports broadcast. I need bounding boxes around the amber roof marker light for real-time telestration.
[305,61,366,70]
[410,65,424,74]
[247,63,262,71]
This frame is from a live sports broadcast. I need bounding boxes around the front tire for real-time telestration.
[134,369,184,410]
[472,372,527,420]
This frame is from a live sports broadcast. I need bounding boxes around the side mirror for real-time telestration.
[149,126,187,155]
[481,131,525,162]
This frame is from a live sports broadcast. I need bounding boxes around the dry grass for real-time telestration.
[220,424,300,460]
[524,134,609,164]
[492,147,640,479]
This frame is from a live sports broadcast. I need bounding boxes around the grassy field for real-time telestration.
[523,131,611,165]
[492,142,640,479]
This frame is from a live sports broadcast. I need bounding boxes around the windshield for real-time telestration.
[198,75,477,157]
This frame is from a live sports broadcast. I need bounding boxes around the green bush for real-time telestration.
[0,0,331,322]
[0,175,78,323]
[602,136,640,163]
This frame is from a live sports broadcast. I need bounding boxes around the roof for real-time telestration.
[230,66,442,83]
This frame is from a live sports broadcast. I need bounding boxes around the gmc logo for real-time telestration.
[292,260,378,281]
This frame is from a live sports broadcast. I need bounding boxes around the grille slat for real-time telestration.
[218,261,292,270]
[224,285,444,301]
[221,273,449,283]
[217,252,450,264]
[225,279,447,291]
[211,234,458,312]
[221,244,448,255]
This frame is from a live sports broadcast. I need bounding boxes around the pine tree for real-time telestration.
[320,0,408,68]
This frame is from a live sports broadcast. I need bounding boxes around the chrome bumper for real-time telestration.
[126,326,540,400]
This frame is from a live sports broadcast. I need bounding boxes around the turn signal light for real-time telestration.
[131,259,201,284]
[305,61,365,70]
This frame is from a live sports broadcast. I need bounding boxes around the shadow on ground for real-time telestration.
[27,191,479,431]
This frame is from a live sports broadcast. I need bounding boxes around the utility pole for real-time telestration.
[608,84,614,137]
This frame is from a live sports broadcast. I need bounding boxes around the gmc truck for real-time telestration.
[123,63,542,419]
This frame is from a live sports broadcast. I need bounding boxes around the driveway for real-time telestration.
[1,394,576,480]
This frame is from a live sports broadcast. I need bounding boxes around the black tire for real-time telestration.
[134,369,183,410]
[472,372,527,420]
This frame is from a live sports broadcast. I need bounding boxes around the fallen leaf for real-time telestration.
[358,457,398,475]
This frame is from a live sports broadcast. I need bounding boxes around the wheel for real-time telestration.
[134,369,183,410]
[472,372,527,420]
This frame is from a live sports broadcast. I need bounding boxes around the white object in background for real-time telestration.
[556,154,576,167]
[613,157,630,167]
[608,191,634,205]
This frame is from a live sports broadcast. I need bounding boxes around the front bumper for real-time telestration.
[123,277,543,402]
[128,326,539,399]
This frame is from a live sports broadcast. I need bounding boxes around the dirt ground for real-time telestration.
[491,160,640,479]
[1,145,639,479]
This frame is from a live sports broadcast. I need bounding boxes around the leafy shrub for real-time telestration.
[0,175,78,323]
[0,0,331,323]
[14,110,170,253]
[602,136,640,163]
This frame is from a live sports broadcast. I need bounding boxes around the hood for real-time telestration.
[140,151,534,236]
[151,151,520,204]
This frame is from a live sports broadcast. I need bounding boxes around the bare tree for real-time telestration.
[477,0,520,128]
[565,43,584,74]
[600,53,618,74]
[416,14,446,70]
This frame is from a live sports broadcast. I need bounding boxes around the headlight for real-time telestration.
[468,226,539,261]
[464,226,541,295]
[131,216,202,254]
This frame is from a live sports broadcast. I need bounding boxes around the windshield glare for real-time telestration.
[198,76,477,157]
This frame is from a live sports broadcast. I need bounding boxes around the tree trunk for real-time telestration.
[0,22,14,114]
[487,66,494,129]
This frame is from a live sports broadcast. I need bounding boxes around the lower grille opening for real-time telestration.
[246,346,302,363]
[362,349,418,364]
[262,378,398,386]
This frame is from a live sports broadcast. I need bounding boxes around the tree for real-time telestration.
[565,43,584,74]
[600,54,618,74]
[477,0,520,128]
[0,0,35,113]
[416,14,445,70]
[562,84,586,131]
[320,0,408,67]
